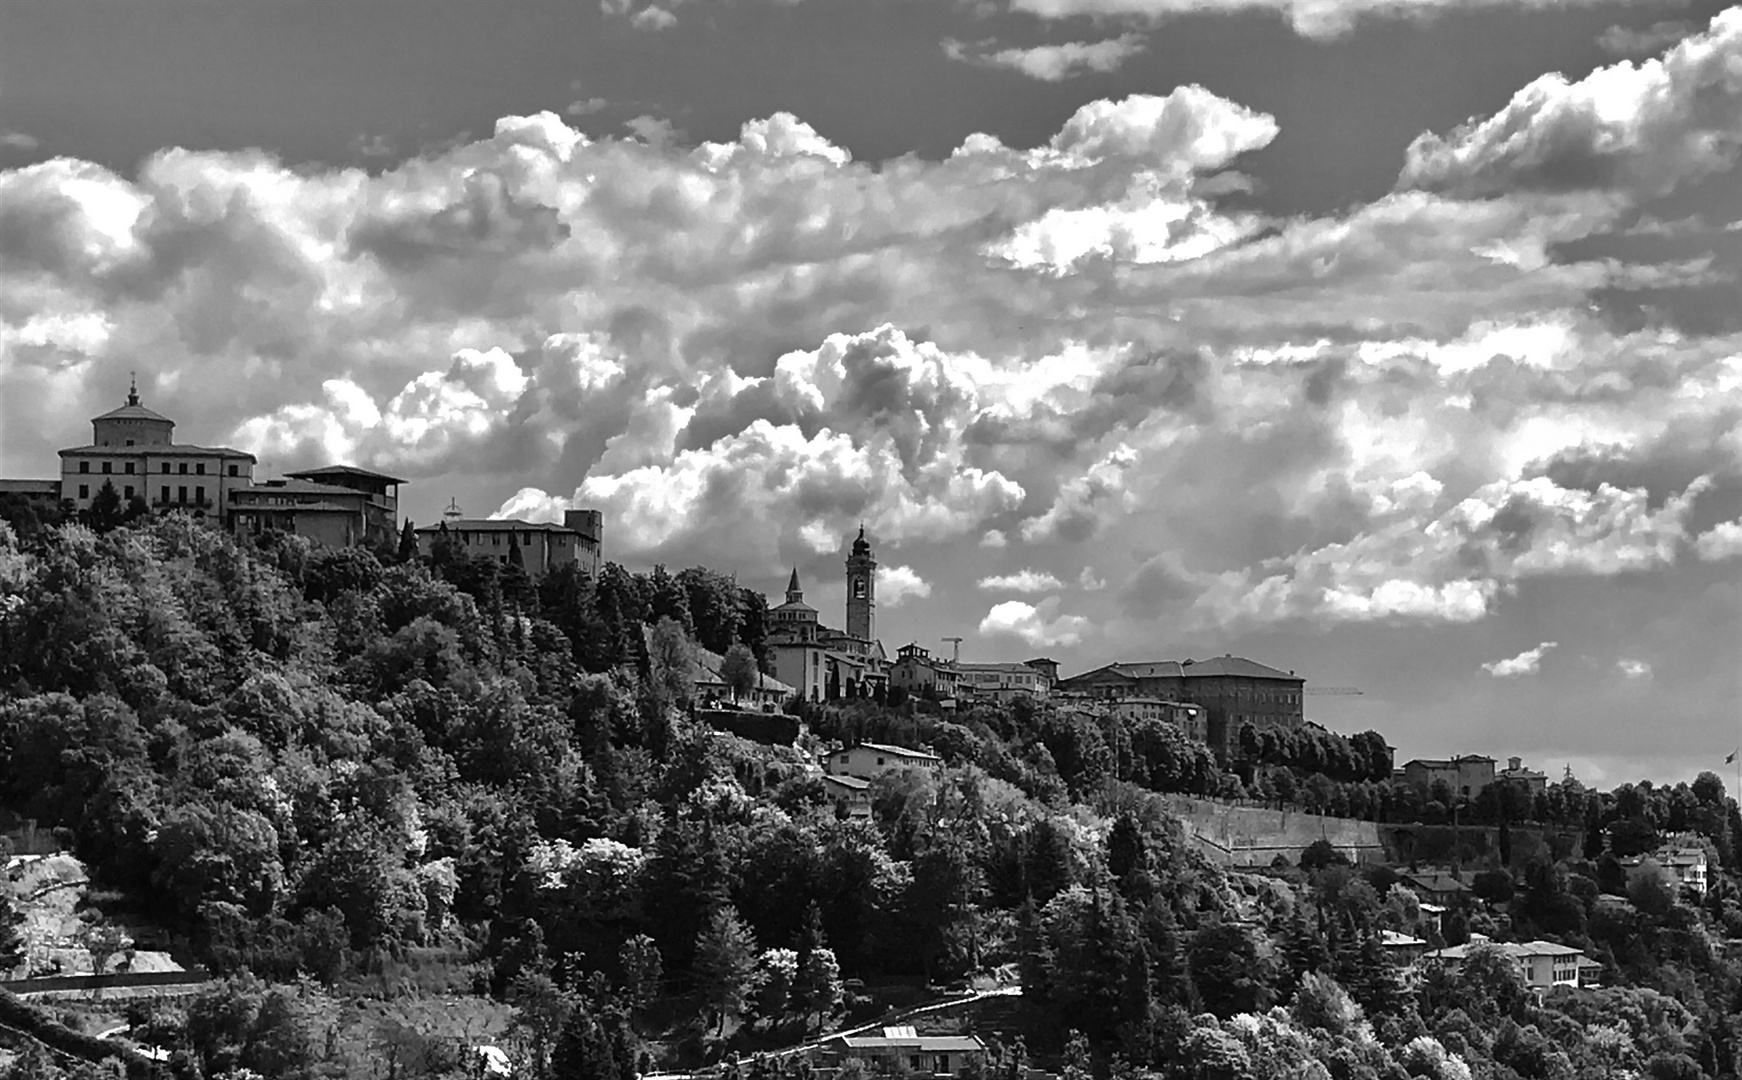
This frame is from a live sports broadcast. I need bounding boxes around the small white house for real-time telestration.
[823,742,941,780]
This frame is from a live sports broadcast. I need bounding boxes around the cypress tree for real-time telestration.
[396,519,418,563]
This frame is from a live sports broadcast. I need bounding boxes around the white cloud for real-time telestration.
[877,564,932,607]
[978,568,1066,592]
[1400,9,1742,199]
[0,132,40,152]
[630,4,677,30]
[1616,658,1653,680]
[1694,520,1742,562]
[945,34,1147,81]
[1079,567,1106,591]
[1008,0,1636,41]
[1483,641,1558,677]
[981,531,1009,549]
[1021,444,1138,542]
[979,596,1091,647]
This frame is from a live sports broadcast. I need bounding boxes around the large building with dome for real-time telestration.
[35,379,259,527]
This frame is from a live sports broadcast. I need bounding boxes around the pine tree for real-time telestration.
[791,902,841,1030]
[396,519,418,563]
[84,479,124,533]
[552,1003,618,1079]
[695,905,759,1036]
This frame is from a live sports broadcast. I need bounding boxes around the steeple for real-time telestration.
[845,526,876,642]
[127,371,140,407]
[785,567,804,605]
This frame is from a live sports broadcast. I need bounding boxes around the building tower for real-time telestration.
[845,524,875,642]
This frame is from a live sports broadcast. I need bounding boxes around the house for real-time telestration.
[231,466,405,549]
[1402,872,1471,906]
[693,646,795,712]
[1401,756,1497,800]
[954,661,1051,702]
[1421,934,1585,991]
[1620,840,1710,897]
[824,742,941,780]
[1109,697,1208,742]
[415,510,603,578]
[890,643,961,701]
[37,378,258,527]
[820,1027,986,1077]
[1055,655,1306,761]
[1381,930,1430,966]
[1496,756,1548,795]
[822,774,873,821]
[0,479,61,506]
[1418,902,1446,937]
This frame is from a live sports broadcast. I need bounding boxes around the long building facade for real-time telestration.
[1056,655,1306,761]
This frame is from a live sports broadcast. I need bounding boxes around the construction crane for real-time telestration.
[1305,686,1364,696]
[941,637,963,664]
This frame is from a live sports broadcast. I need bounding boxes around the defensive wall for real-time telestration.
[1163,794,1386,867]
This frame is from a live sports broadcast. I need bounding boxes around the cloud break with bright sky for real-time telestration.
[1,0,1739,785]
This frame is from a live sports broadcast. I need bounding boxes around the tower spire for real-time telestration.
[785,567,803,604]
[127,371,139,407]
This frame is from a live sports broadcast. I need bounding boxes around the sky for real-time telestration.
[1,0,1739,788]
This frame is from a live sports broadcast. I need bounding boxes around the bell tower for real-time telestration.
[845,524,875,642]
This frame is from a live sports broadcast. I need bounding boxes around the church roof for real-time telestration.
[285,464,407,485]
[91,403,174,424]
[787,567,801,593]
[771,600,817,613]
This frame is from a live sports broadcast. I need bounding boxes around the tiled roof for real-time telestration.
[1382,931,1428,948]
[1404,872,1470,893]
[60,443,254,458]
[234,501,355,513]
[415,518,580,533]
[92,403,173,423]
[1065,656,1304,682]
[285,464,407,484]
[955,661,1042,673]
[237,480,372,497]
[838,1035,984,1052]
[858,742,939,760]
[823,774,871,791]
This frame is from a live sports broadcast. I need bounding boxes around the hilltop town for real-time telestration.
[2,388,1740,1080]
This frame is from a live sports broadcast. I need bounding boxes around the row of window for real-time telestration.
[75,484,206,504]
[454,531,569,547]
[78,460,240,477]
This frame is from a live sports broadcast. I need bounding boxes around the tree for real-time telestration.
[721,644,759,704]
[83,479,124,533]
[397,519,418,563]
[791,901,843,1030]
[619,934,663,1012]
[695,905,758,1035]
[1188,921,1275,1018]
[0,889,25,974]
[647,617,697,708]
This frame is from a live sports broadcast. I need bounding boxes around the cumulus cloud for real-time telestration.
[1005,0,1621,40]
[1695,520,1742,561]
[0,132,41,152]
[979,596,1091,647]
[1079,567,1106,591]
[1597,20,1698,57]
[1021,444,1138,542]
[877,564,932,606]
[1400,9,1742,200]
[979,568,1066,592]
[944,34,1147,81]
[1483,641,1558,677]
[1616,658,1653,679]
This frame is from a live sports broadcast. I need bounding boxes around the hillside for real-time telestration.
[2,511,1742,1080]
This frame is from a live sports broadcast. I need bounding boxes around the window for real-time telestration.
[196,463,205,475]
[101,461,112,474]
[124,461,135,474]
[178,463,188,475]
[228,465,238,477]
[178,486,187,503]
[162,462,170,473]
[160,487,169,503]
[877,757,886,766]
[78,484,89,499]
[126,439,135,446]
[195,486,205,504]
[124,486,133,499]
[79,461,90,473]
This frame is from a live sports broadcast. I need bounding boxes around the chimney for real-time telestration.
[1509,756,1522,771]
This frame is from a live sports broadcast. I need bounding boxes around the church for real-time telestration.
[766,527,890,702]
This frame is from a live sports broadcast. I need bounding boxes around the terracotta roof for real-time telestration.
[823,774,871,791]
[857,742,939,760]
[415,518,580,533]
[60,443,254,458]
[1064,656,1304,683]
[92,403,174,424]
[285,464,407,484]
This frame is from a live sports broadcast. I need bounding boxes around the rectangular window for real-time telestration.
[124,461,135,474]
[162,462,170,473]
[125,439,135,446]
[101,461,112,474]
[124,486,133,499]
[196,463,205,475]
[178,486,187,503]
[195,486,205,504]
[228,465,238,477]
[78,484,89,499]
[179,463,187,475]
[492,534,501,545]
[160,486,169,503]
[79,461,90,473]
